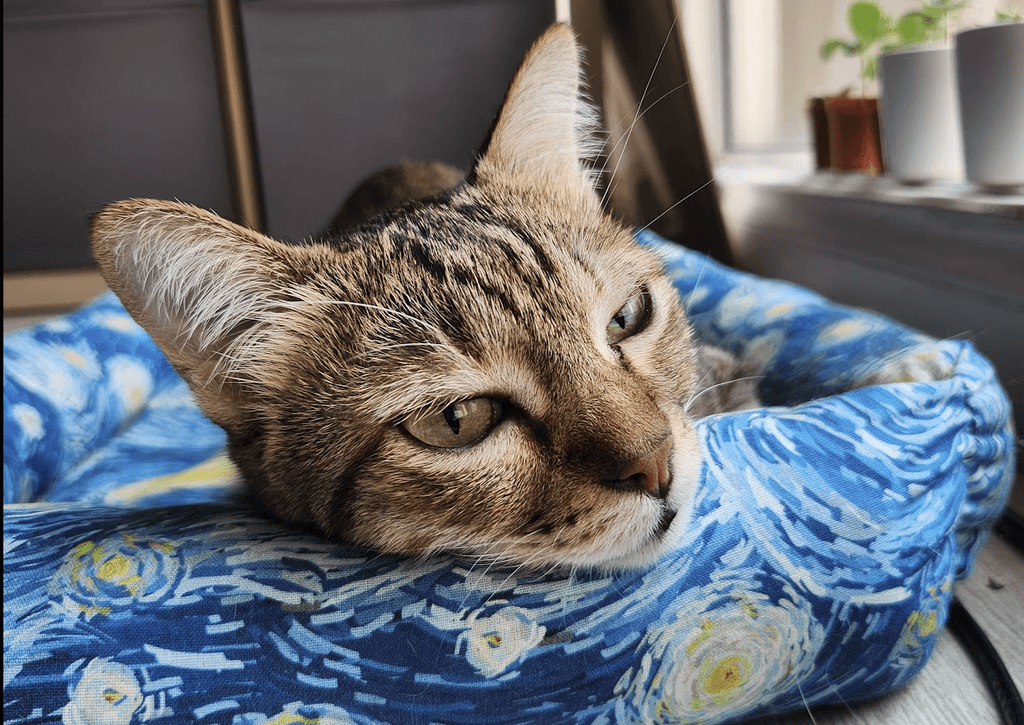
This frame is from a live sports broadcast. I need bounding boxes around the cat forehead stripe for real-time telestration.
[366,355,549,423]
[381,199,561,295]
[448,201,559,278]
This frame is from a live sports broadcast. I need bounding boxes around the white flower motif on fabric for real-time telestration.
[456,607,546,678]
[62,658,142,725]
[91,310,142,334]
[43,317,74,333]
[623,585,820,724]
[5,341,94,411]
[681,285,711,308]
[106,356,153,417]
[11,403,44,441]
[714,288,761,329]
[819,318,874,344]
[860,345,954,387]
[763,302,796,320]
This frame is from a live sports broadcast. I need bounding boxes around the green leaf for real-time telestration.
[849,2,887,43]
[821,39,862,59]
[896,13,931,43]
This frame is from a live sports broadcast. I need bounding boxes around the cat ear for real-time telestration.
[90,199,298,414]
[474,23,601,196]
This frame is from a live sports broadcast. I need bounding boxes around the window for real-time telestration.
[680,0,1017,160]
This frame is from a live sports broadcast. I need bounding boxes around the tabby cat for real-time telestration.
[90,24,758,570]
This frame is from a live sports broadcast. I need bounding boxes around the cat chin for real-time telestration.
[531,422,700,572]
[592,525,687,570]
[592,459,698,570]
[594,412,702,570]
[541,506,691,572]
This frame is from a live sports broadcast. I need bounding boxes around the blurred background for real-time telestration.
[4,0,1018,289]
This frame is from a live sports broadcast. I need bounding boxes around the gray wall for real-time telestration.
[4,0,232,272]
[3,0,554,271]
[243,0,554,241]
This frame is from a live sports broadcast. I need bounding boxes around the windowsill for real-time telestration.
[715,151,1024,218]
[714,151,1023,299]
[3,268,108,318]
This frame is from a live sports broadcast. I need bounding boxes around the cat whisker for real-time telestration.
[684,375,766,416]
[596,78,692,208]
[638,173,722,234]
[467,532,562,581]
[598,14,679,209]
[853,335,961,376]
[485,559,528,591]
[826,683,872,725]
[539,557,568,579]
[549,524,570,548]
[277,299,450,341]
[686,365,720,404]
[456,557,501,610]
[796,679,820,725]
[682,257,711,315]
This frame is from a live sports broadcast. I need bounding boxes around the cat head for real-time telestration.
[90,24,703,570]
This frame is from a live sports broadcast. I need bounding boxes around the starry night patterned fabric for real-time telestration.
[4,231,1015,725]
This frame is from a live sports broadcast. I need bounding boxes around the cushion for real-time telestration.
[3,230,1014,725]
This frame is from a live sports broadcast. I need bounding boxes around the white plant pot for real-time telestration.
[954,22,1024,188]
[878,46,963,182]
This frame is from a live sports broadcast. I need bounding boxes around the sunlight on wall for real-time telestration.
[679,0,1017,153]
[679,0,726,158]
[730,0,782,148]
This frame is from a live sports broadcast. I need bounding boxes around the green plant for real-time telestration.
[888,0,967,48]
[996,6,1023,21]
[822,1,967,94]
[821,2,890,92]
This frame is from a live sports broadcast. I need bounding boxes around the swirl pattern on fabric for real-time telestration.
[3,231,1014,724]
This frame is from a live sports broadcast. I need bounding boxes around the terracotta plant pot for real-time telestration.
[824,96,885,174]
[809,97,832,170]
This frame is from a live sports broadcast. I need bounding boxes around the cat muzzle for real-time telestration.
[615,436,674,500]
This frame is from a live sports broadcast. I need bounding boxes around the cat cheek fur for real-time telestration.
[339,423,701,570]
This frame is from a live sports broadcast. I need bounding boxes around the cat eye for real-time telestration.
[403,398,502,448]
[607,289,651,344]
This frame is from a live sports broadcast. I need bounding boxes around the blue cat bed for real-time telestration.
[4,230,1014,725]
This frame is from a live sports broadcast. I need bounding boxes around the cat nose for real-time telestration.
[614,436,674,499]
